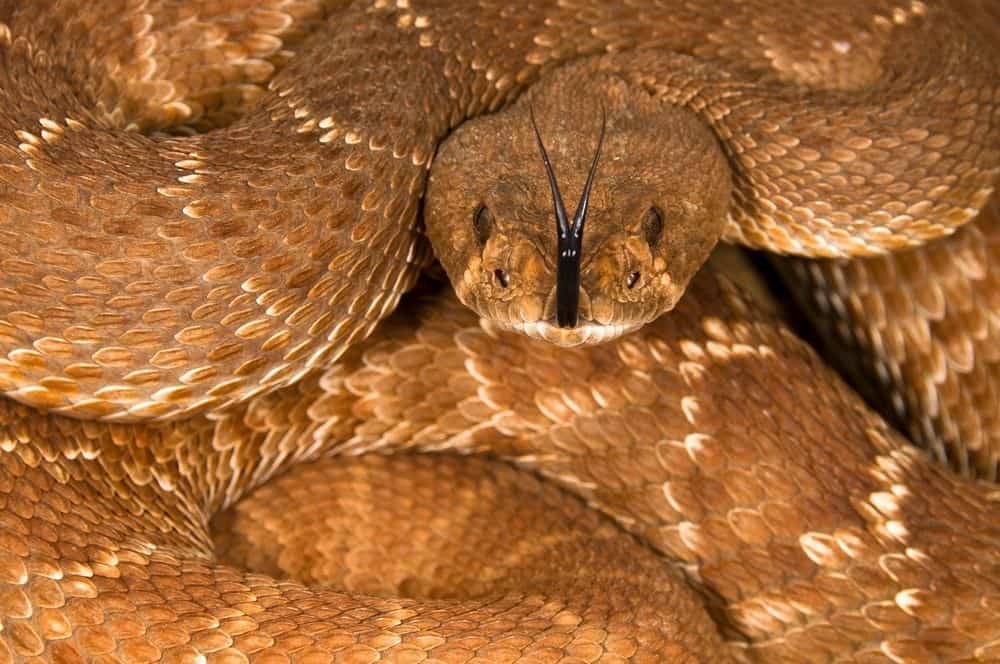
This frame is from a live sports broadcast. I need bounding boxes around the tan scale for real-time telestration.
[2,257,1000,661]
[0,0,998,662]
[0,0,996,418]
[779,197,1000,480]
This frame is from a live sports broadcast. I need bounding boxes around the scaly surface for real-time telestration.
[0,1,998,661]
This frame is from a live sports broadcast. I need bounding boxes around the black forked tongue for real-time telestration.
[530,107,606,328]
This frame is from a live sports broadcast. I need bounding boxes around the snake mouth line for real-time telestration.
[493,319,642,347]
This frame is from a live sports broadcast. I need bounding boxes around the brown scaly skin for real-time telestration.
[0,0,999,661]
[2,253,999,662]
[777,196,1000,481]
[211,455,727,662]
[0,0,997,419]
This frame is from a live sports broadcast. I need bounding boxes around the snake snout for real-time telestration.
[542,286,591,329]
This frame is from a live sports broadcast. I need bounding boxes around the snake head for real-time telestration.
[425,67,731,346]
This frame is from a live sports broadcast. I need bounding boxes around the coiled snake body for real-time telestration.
[0,0,998,661]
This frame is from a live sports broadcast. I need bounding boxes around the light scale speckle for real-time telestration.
[0,0,998,662]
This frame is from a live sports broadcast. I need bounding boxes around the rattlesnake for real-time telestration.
[0,0,997,661]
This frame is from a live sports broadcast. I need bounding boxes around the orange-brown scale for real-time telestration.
[2,252,999,661]
[0,1,999,661]
[778,195,1000,481]
[212,454,724,661]
[0,0,996,419]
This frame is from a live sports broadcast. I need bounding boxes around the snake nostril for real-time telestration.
[627,271,640,289]
[494,269,510,288]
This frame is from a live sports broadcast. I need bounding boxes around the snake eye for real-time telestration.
[494,269,510,289]
[473,204,494,245]
[642,206,663,247]
[626,271,640,289]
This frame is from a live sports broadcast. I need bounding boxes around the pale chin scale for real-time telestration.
[481,319,642,347]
